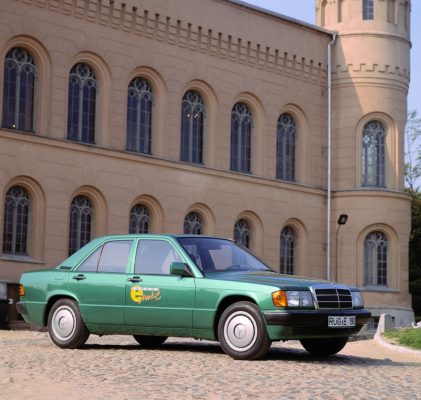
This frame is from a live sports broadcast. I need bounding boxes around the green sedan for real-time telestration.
[17,235,371,360]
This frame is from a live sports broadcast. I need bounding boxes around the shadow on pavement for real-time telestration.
[80,340,421,366]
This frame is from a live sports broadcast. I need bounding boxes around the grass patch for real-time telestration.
[383,328,421,350]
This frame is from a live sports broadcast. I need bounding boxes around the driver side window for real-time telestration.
[135,240,181,275]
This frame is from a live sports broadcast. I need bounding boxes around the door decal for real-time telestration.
[130,286,161,303]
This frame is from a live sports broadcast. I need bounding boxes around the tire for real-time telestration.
[217,301,271,360]
[133,335,168,348]
[47,299,90,349]
[300,337,349,356]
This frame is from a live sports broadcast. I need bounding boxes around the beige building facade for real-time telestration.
[0,0,414,326]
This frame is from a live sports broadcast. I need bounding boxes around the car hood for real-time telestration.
[205,270,333,289]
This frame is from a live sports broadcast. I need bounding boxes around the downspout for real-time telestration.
[326,32,337,281]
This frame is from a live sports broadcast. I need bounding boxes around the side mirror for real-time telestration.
[170,262,194,278]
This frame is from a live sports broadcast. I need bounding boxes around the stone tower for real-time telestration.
[316,0,413,325]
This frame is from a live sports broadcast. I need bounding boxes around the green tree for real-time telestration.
[408,190,421,318]
[405,110,421,191]
[405,110,421,318]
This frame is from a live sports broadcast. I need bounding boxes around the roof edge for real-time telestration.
[222,0,335,36]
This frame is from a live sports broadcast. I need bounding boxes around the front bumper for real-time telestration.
[263,309,371,340]
[16,301,28,316]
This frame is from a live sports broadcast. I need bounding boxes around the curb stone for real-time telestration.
[374,331,421,357]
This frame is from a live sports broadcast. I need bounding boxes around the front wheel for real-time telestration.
[300,337,349,356]
[47,299,90,349]
[218,301,271,360]
[133,335,168,348]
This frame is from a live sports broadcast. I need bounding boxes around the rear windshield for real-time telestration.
[176,237,272,274]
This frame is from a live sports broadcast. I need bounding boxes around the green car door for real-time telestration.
[68,240,134,325]
[125,238,196,329]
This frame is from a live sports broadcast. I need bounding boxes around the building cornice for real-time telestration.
[333,189,412,202]
[222,0,334,36]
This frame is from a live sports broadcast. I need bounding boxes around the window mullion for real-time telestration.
[77,83,83,142]
[11,200,18,254]
[136,97,141,152]
[14,68,21,129]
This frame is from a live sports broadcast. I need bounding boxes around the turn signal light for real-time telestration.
[272,290,287,307]
[19,284,25,297]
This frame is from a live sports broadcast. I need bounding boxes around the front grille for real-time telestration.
[314,287,353,309]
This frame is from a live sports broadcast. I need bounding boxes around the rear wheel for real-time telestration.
[47,299,90,349]
[300,337,348,356]
[218,301,271,360]
[133,335,168,348]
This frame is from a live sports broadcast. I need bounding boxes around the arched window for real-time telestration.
[362,120,386,187]
[276,113,296,181]
[363,0,374,20]
[2,47,36,132]
[280,227,296,275]
[364,231,388,286]
[127,77,153,154]
[67,63,98,144]
[234,219,251,249]
[129,204,150,234]
[184,212,203,234]
[2,186,30,255]
[230,102,252,173]
[180,90,204,164]
[69,195,93,255]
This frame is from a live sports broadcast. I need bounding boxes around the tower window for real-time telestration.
[364,232,388,286]
[363,0,374,20]
[362,120,386,188]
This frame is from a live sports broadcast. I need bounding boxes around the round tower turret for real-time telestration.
[315,0,413,325]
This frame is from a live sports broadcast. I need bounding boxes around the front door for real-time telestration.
[125,239,195,329]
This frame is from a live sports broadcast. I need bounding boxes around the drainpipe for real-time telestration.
[326,32,337,282]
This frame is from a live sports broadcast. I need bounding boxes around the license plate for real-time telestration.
[328,316,356,328]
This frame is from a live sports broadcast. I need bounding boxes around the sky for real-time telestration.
[243,0,420,114]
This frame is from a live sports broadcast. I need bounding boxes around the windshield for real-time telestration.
[176,237,272,274]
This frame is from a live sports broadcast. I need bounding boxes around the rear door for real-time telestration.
[68,240,134,325]
[125,238,195,329]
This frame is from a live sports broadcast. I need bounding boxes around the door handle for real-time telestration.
[127,276,142,283]
[72,274,86,281]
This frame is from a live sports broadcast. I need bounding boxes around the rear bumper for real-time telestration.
[263,309,371,339]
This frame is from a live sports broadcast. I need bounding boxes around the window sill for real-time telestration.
[361,286,400,293]
[0,255,44,264]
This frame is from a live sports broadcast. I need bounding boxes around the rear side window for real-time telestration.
[98,241,133,273]
[78,240,133,273]
[135,240,181,275]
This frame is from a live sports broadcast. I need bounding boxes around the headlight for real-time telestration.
[351,291,364,308]
[272,290,314,308]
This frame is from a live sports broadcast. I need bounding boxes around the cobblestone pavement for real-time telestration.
[1,330,420,400]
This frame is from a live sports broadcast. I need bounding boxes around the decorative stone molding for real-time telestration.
[16,0,328,86]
